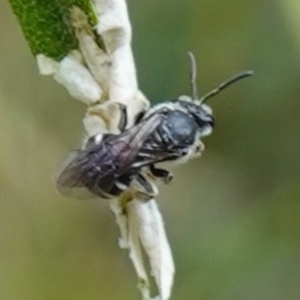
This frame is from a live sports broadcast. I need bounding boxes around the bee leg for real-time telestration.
[132,173,158,201]
[108,172,136,197]
[193,140,205,156]
[109,180,130,197]
[149,165,173,184]
[116,103,128,131]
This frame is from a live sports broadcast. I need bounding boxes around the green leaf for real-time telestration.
[8,0,97,60]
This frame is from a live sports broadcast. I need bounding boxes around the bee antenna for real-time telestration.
[200,70,254,104]
[187,52,199,100]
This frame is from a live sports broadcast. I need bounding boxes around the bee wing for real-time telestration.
[131,143,184,169]
[56,113,165,199]
[55,150,100,199]
[57,184,97,200]
[56,142,124,199]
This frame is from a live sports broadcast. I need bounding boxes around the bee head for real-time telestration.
[175,97,214,137]
[186,52,253,136]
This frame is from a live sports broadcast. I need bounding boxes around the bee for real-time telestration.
[56,112,174,199]
[56,53,253,200]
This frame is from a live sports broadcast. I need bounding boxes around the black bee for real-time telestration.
[56,53,253,200]
[56,112,172,199]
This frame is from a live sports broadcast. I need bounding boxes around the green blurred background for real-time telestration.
[1,0,300,299]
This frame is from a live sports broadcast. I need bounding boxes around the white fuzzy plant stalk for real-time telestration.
[8,0,175,299]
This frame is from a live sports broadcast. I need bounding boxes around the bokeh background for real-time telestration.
[1,0,300,299]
